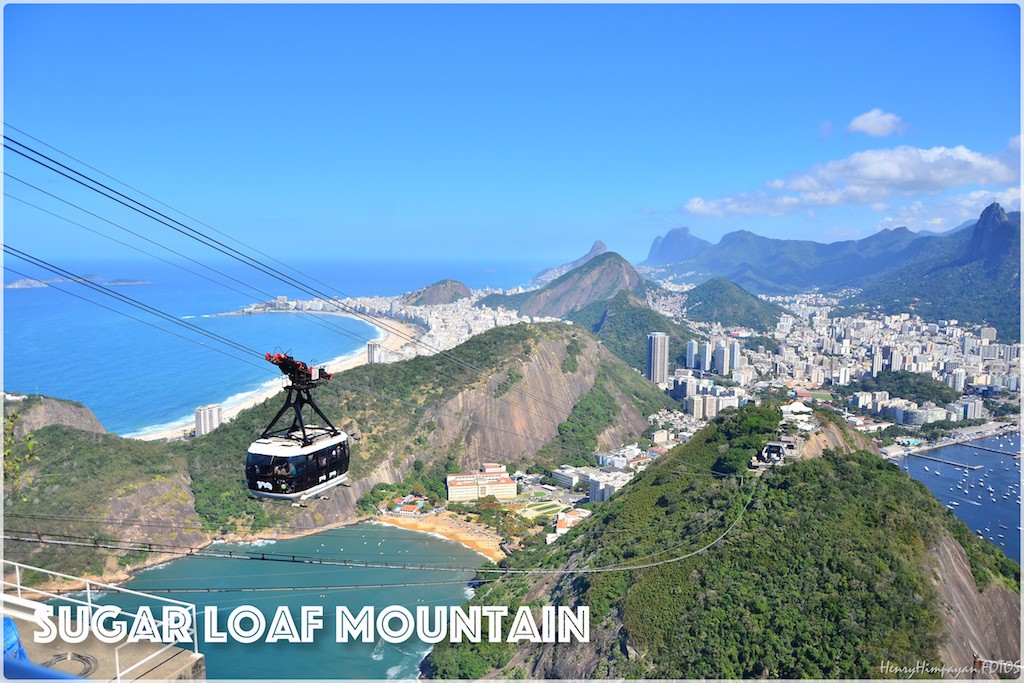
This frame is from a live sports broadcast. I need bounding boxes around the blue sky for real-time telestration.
[4,3,1020,265]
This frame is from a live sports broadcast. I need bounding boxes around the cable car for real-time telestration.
[245,353,351,500]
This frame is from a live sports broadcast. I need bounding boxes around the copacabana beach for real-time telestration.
[130,313,419,441]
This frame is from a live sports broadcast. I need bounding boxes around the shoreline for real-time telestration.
[370,512,506,563]
[128,312,419,442]
[19,509,501,597]
[881,422,1020,461]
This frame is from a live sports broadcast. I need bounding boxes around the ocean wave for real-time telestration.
[385,664,406,679]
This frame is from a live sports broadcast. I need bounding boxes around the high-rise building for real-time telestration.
[700,343,713,372]
[870,350,883,377]
[952,368,966,393]
[195,404,222,437]
[685,394,705,419]
[646,332,669,384]
[728,341,742,372]
[367,340,383,364]
[889,351,903,373]
[712,342,730,376]
[686,340,699,369]
[980,326,997,341]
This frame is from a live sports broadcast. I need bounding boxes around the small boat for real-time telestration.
[950,501,960,506]
[924,466,930,471]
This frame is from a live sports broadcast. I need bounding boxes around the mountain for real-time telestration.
[5,323,676,581]
[646,226,925,293]
[533,240,608,284]
[566,291,697,372]
[851,204,1021,341]
[426,405,1020,679]
[643,227,711,266]
[917,219,978,238]
[680,277,788,331]
[403,279,472,306]
[480,252,645,318]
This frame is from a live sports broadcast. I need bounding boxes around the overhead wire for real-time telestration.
[3,128,751,577]
[3,473,762,576]
[4,130,583,421]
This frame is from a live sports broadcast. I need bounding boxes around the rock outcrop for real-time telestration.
[4,395,105,437]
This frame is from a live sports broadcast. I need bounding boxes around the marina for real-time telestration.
[898,432,1021,562]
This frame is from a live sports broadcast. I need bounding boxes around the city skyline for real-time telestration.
[4,3,1019,266]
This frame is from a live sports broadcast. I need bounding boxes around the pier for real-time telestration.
[905,452,983,470]
[963,443,1021,458]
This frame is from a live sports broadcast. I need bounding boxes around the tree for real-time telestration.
[4,412,37,493]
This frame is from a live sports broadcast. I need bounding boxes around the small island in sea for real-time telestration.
[5,276,150,289]
[107,279,152,286]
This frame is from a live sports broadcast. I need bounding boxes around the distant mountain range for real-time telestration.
[644,226,711,265]
[533,240,609,284]
[642,203,1020,340]
[682,278,787,332]
[850,203,1020,341]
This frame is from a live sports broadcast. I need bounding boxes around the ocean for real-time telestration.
[897,432,1021,562]
[3,257,540,434]
[67,522,484,680]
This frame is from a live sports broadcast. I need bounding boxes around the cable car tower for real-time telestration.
[261,353,338,444]
[245,353,351,500]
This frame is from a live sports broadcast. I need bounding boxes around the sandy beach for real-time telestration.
[132,312,419,441]
[374,511,507,563]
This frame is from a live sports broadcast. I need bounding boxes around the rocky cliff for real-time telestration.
[4,394,105,437]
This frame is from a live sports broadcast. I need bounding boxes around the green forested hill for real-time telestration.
[427,403,1019,679]
[836,370,960,406]
[566,290,697,371]
[681,277,788,331]
[5,323,675,579]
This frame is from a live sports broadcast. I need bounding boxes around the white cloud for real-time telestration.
[846,108,906,137]
[875,187,1021,232]
[1010,134,1021,151]
[682,143,1019,218]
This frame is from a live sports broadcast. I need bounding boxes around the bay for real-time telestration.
[82,522,484,680]
[898,432,1021,562]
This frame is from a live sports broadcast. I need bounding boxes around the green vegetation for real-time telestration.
[3,412,37,491]
[529,360,676,472]
[450,496,530,538]
[561,337,583,374]
[493,367,523,398]
[3,426,202,578]
[876,418,988,443]
[429,403,1019,679]
[566,290,697,372]
[356,448,462,515]
[682,277,788,331]
[743,335,782,355]
[837,370,960,407]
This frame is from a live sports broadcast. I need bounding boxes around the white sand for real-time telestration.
[131,313,419,441]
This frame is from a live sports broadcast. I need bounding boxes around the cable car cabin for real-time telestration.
[246,428,350,500]
[246,352,351,501]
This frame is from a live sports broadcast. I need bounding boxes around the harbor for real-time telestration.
[896,432,1021,562]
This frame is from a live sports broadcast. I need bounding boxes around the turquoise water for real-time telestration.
[93,522,483,680]
[898,432,1021,562]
